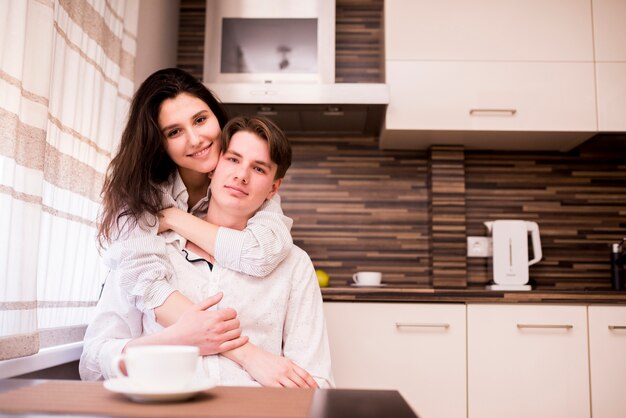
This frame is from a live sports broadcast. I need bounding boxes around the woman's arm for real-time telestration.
[159,195,293,277]
[103,215,179,311]
[127,292,246,353]
[80,274,247,380]
[159,209,218,259]
[105,219,200,328]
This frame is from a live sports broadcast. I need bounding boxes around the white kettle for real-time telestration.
[484,220,542,291]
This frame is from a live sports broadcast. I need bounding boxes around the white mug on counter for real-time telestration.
[352,271,383,286]
[112,345,200,391]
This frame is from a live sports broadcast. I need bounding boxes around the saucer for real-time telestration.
[350,283,388,288]
[103,377,216,402]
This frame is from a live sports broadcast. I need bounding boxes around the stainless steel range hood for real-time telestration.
[206,82,389,136]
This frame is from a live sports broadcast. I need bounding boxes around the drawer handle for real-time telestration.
[517,324,573,330]
[469,108,517,116]
[395,323,450,329]
[608,325,626,330]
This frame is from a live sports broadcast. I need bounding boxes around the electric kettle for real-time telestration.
[484,220,542,291]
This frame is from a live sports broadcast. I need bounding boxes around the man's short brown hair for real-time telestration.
[221,116,292,179]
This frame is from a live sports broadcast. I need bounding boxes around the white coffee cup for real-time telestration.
[112,345,200,392]
[352,271,382,286]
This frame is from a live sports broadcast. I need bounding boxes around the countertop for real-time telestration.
[321,285,626,304]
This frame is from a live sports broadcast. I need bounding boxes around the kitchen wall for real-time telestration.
[134,0,180,87]
[177,0,626,289]
[282,136,626,289]
[284,137,430,285]
[465,137,626,290]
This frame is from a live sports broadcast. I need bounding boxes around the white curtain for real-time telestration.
[0,0,138,360]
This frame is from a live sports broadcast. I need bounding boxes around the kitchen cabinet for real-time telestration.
[592,0,626,131]
[467,304,590,418]
[382,0,598,150]
[385,0,593,62]
[592,0,626,61]
[588,305,626,418]
[385,61,596,133]
[323,302,466,418]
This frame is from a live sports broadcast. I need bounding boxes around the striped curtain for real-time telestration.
[0,0,138,360]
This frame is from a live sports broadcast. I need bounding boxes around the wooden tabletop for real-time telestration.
[0,379,418,418]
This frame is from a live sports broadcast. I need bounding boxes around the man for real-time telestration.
[80,116,333,388]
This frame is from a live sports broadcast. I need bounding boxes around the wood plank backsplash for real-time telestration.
[428,146,467,288]
[335,0,384,83]
[178,1,626,289]
[465,138,626,290]
[282,137,625,289]
[177,0,205,80]
[283,137,430,286]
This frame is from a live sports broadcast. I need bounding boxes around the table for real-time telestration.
[0,379,418,418]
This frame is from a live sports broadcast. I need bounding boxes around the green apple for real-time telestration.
[315,269,330,288]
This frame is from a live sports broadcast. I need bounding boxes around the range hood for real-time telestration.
[203,0,389,137]
[205,82,389,136]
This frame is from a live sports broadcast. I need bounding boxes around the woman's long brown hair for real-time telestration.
[97,68,228,247]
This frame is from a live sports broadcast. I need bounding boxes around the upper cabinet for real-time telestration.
[592,0,626,131]
[386,0,593,62]
[384,61,596,137]
[592,0,626,61]
[381,0,601,151]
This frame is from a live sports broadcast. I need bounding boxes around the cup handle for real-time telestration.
[111,353,127,378]
[352,273,359,284]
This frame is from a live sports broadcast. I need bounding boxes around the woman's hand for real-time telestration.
[238,344,318,388]
[157,207,179,233]
[164,292,248,355]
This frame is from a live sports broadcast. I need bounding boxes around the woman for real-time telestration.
[82,68,313,386]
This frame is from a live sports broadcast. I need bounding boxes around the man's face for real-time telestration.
[209,130,282,218]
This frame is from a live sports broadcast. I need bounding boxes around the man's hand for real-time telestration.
[239,344,318,388]
[165,292,248,355]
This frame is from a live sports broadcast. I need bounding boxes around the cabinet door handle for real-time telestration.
[516,324,573,330]
[469,108,517,116]
[608,325,626,330]
[395,322,450,329]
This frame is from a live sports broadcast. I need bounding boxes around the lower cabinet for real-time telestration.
[324,302,625,418]
[588,305,626,418]
[323,302,467,418]
[467,304,590,418]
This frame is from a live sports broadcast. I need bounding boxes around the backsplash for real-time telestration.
[283,136,626,289]
[177,0,205,80]
[282,137,430,286]
[465,137,626,290]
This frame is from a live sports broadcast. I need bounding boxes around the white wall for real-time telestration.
[134,0,181,89]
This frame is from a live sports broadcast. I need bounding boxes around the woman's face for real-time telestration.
[158,93,222,180]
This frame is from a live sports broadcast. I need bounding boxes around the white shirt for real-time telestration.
[79,233,334,388]
[102,170,293,311]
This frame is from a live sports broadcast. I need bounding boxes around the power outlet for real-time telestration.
[467,236,492,257]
